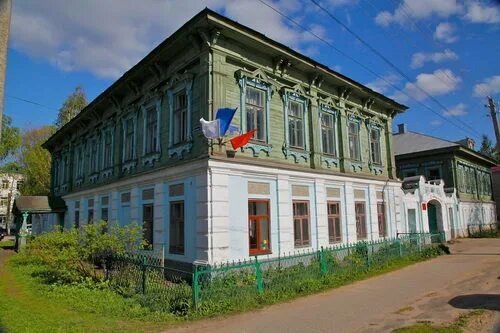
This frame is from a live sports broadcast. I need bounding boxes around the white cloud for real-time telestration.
[434,22,459,43]
[374,0,463,27]
[10,0,324,79]
[473,75,500,97]
[411,49,458,68]
[443,103,467,117]
[464,2,500,24]
[365,74,401,94]
[430,119,443,126]
[328,0,358,7]
[392,69,461,102]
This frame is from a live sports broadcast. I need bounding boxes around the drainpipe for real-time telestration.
[208,167,214,265]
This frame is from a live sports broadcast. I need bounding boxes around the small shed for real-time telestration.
[12,196,63,250]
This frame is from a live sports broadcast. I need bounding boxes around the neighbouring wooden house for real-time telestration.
[42,9,463,268]
[394,124,496,235]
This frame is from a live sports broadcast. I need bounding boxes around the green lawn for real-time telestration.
[0,252,180,333]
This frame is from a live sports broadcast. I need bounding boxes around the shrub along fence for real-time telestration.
[106,232,444,315]
[467,222,499,238]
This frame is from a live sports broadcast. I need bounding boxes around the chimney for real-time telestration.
[397,123,407,134]
[456,137,475,150]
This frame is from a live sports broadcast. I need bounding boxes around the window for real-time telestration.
[61,155,68,183]
[293,201,310,247]
[120,192,131,226]
[402,169,417,178]
[355,202,367,240]
[173,91,187,144]
[53,158,60,187]
[348,121,361,161]
[101,196,109,223]
[248,200,271,255]
[74,201,80,228]
[87,199,94,224]
[370,128,382,165]
[76,146,84,178]
[89,139,99,173]
[145,107,158,154]
[321,112,336,156]
[169,201,184,255]
[377,202,386,237]
[427,167,441,181]
[103,131,113,168]
[0,197,7,207]
[1,180,8,189]
[327,201,341,243]
[246,86,266,142]
[288,101,304,148]
[16,181,23,190]
[142,204,154,249]
[124,118,135,161]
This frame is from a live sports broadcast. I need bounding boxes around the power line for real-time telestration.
[308,0,481,138]
[254,0,480,138]
[5,94,58,111]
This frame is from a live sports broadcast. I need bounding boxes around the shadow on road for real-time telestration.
[448,294,500,311]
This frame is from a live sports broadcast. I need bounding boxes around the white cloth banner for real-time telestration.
[200,118,220,139]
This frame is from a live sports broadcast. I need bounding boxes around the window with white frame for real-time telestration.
[120,192,131,226]
[348,121,361,161]
[89,138,99,174]
[75,145,84,178]
[144,106,158,154]
[321,112,336,156]
[246,86,266,142]
[0,197,7,207]
[123,118,135,162]
[173,91,187,145]
[1,180,8,189]
[370,128,382,165]
[288,100,305,149]
[103,130,113,168]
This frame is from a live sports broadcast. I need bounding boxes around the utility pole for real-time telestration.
[486,96,500,157]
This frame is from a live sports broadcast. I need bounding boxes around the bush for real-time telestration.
[13,222,144,284]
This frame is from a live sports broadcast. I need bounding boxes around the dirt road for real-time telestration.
[164,238,500,333]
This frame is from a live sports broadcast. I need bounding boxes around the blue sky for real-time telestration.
[5,0,500,145]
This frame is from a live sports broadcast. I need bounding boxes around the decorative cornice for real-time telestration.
[242,142,272,157]
[168,142,193,159]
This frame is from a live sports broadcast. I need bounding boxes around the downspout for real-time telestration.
[314,181,319,248]
[343,184,349,244]
[209,167,214,265]
[367,186,373,241]
[275,179,281,256]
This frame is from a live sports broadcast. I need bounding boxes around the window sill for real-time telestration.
[100,167,114,179]
[88,172,99,184]
[142,152,161,166]
[282,144,310,163]
[321,155,339,168]
[121,159,137,174]
[242,142,272,157]
[249,250,272,256]
[168,142,192,159]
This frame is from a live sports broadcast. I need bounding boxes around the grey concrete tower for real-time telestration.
[0,0,11,137]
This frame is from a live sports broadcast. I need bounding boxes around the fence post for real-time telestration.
[417,234,422,253]
[192,265,200,309]
[255,256,263,294]
[366,242,371,268]
[319,247,328,275]
[398,239,403,257]
[141,256,147,294]
[479,223,483,237]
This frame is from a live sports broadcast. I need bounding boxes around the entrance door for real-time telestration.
[427,203,438,234]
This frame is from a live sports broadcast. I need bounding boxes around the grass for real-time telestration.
[0,244,445,332]
[0,240,14,249]
[392,310,486,333]
[0,254,180,333]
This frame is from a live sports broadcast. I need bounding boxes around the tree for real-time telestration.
[478,134,497,161]
[55,86,88,129]
[18,126,56,195]
[0,115,21,161]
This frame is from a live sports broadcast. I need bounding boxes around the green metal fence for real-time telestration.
[105,233,444,313]
[192,233,444,310]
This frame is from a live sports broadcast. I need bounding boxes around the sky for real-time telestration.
[5,0,500,145]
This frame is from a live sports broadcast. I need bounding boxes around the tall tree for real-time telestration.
[55,86,88,129]
[478,134,497,161]
[0,115,21,161]
[18,125,56,195]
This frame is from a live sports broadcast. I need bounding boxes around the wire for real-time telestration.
[5,95,58,111]
[308,0,481,137]
[254,0,480,138]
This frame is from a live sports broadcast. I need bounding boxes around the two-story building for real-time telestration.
[394,124,496,236]
[43,9,414,266]
[0,173,23,233]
